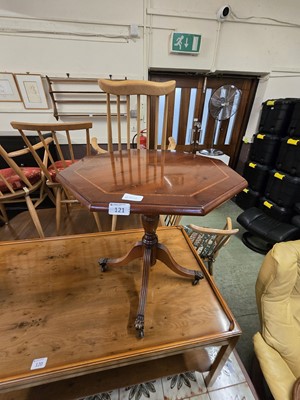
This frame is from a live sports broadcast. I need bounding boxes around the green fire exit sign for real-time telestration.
[170,32,201,55]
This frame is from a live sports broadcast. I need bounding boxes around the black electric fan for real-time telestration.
[200,84,242,156]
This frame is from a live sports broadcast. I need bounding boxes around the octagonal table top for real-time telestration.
[56,149,247,216]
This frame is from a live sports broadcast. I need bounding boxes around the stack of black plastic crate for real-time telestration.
[236,98,300,224]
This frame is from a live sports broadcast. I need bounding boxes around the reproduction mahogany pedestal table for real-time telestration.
[57,149,247,338]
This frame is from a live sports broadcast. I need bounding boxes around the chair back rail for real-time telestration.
[92,80,176,232]
[11,121,92,183]
[10,121,101,234]
[184,217,239,274]
[98,79,176,152]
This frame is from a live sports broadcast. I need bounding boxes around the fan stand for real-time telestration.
[199,119,224,156]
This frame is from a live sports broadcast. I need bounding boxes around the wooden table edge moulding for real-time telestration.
[56,149,247,338]
[0,228,242,397]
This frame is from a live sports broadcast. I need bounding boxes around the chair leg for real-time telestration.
[207,259,214,275]
[174,215,182,225]
[23,189,45,238]
[159,215,166,226]
[0,203,9,224]
[45,185,56,205]
[111,215,117,231]
[56,187,62,234]
[92,212,102,231]
[32,181,48,209]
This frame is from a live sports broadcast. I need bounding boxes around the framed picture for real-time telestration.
[15,74,48,109]
[0,73,21,102]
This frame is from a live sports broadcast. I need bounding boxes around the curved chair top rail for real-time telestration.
[11,121,92,132]
[188,224,239,236]
[98,79,176,96]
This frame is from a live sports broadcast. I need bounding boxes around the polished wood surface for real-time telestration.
[56,149,246,337]
[56,149,247,216]
[0,227,241,394]
[0,351,212,400]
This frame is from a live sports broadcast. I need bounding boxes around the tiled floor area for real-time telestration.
[81,347,258,400]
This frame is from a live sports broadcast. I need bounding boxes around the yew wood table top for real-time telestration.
[56,149,247,216]
[0,227,241,397]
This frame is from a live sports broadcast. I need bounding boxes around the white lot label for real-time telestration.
[108,203,130,216]
[122,193,143,202]
[30,357,48,370]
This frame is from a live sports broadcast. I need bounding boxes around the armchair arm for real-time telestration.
[91,137,107,154]
[254,332,296,400]
[167,136,176,150]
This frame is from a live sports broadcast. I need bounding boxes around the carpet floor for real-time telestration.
[181,199,264,374]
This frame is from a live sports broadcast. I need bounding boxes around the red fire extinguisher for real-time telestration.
[132,129,147,149]
[139,129,147,149]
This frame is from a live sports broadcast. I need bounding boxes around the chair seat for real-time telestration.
[0,167,41,193]
[10,121,99,236]
[48,160,78,181]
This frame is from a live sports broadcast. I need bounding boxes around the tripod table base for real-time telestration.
[98,214,204,338]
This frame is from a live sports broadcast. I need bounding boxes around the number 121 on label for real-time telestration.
[108,203,130,216]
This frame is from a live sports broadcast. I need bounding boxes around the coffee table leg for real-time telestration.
[204,337,239,388]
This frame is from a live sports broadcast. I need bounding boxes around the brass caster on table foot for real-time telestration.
[135,314,144,339]
[98,258,108,272]
[193,271,204,285]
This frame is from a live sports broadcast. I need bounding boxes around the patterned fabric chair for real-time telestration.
[0,139,52,238]
[183,217,239,275]
[11,121,101,234]
[253,240,300,400]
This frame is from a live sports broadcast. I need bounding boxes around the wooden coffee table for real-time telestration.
[0,227,241,398]
[57,149,247,337]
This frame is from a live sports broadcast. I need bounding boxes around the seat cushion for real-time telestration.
[256,240,300,378]
[0,167,41,193]
[292,215,300,228]
[294,203,300,215]
[254,332,297,400]
[237,207,300,243]
[48,160,78,182]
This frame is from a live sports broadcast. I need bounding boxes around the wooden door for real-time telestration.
[149,72,258,169]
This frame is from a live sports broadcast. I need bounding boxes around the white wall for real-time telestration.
[0,0,299,141]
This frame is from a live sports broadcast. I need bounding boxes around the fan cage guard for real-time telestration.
[200,85,242,156]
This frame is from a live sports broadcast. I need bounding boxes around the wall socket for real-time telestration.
[129,24,139,38]
[130,109,137,118]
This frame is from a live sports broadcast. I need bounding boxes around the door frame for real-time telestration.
[149,71,259,169]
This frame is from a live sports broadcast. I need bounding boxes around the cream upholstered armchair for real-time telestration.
[253,240,300,400]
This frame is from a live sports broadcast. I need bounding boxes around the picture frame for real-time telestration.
[15,74,48,109]
[0,73,22,102]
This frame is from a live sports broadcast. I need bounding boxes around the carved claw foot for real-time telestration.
[98,257,108,272]
[135,314,144,338]
[193,271,204,285]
